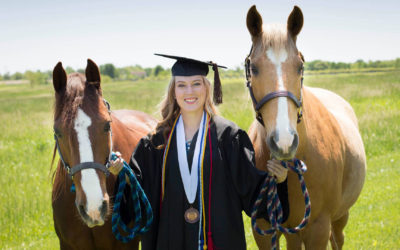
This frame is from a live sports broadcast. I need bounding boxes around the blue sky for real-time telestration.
[1,0,399,74]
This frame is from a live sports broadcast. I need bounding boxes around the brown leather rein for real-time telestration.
[245,46,304,126]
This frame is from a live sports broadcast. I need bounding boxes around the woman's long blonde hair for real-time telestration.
[155,75,218,143]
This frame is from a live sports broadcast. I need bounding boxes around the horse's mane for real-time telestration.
[54,73,86,127]
[51,153,68,202]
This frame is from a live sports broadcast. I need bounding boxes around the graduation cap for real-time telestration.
[155,53,227,104]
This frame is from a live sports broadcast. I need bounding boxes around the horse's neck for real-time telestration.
[110,113,144,159]
[296,86,342,159]
[300,86,332,132]
[295,87,319,157]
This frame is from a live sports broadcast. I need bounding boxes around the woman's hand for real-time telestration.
[267,159,288,183]
[109,151,124,176]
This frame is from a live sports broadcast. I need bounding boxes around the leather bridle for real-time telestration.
[245,46,304,126]
[54,97,112,179]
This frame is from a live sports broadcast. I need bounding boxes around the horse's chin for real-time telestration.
[77,204,106,228]
[86,221,104,228]
[82,216,105,228]
[270,151,296,161]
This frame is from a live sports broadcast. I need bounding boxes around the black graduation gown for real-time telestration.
[128,116,288,250]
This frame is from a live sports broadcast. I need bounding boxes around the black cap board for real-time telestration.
[155,53,226,104]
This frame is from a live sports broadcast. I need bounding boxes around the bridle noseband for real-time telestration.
[54,98,113,179]
[245,46,304,126]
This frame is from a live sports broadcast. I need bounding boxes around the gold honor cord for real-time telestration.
[200,115,209,249]
[161,115,180,200]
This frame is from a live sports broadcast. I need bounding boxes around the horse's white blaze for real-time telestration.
[74,108,103,215]
[266,48,294,153]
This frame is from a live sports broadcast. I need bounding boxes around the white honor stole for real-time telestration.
[176,111,206,204]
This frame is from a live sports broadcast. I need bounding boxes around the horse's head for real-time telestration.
[52,59,113,227]
[246,6,304,160]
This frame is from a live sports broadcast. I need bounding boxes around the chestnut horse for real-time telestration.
[51,59,157,249]
[245,6,366,249]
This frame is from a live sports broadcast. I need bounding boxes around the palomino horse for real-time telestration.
[245,6,366,249]
[51,59,157,249]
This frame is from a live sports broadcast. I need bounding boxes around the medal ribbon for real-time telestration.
[176,112,206,204]
[161,112,209,201]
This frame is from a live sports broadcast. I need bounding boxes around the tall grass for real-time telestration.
[0,71,399,249]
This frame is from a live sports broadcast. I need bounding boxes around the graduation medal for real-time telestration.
[184,207,200,223]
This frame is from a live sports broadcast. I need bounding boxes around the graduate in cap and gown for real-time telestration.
[109,54,290,250]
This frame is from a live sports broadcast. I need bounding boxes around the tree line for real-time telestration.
[1,58,399,85]
[305,58,400,71]
[0,64,171,86]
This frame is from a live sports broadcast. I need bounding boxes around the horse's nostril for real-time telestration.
[100,200,108,218]
[268,134,280,154]
[290,133,299,151]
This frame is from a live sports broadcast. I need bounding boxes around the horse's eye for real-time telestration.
[54,128,62,138]
[251,64,259,76]
[298,64,304,75]
[104,122,111,132]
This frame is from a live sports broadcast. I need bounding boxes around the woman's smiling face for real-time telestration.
[174,75,207,115]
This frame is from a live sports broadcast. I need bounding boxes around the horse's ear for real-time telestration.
[85,59,101,89]
[246,5,263,37]
[287,6,303,39]
[53,62,67,93]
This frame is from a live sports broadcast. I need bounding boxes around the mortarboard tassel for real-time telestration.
[212,63,223,105]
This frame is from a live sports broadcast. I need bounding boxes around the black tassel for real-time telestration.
[212,63,223,105]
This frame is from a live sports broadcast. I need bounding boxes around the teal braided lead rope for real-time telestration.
[111,152,153,243]
[251,159,311,250]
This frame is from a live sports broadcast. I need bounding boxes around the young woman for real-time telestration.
[110,54,289,250]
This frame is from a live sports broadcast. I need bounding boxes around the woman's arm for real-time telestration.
[224,129,289,221]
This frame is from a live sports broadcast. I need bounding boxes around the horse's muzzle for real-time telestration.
[76,199,109,228]
[267,129,299,160]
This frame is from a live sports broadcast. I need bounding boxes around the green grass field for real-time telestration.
[1,71,399,249]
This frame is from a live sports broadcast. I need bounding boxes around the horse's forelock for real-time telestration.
[253,23,297,58]
[54,73,103,127]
